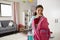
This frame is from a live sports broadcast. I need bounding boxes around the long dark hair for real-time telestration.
[33,5,43,16]
[33,12,37,16]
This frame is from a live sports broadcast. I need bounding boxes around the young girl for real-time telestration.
[31,5,50,40]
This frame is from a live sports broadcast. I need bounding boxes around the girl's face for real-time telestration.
[36,7,43,15]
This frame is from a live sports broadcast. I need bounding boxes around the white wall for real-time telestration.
[37,0,60,40]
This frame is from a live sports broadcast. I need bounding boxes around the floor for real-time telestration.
[0,32,60,40]
[0,33,27,40]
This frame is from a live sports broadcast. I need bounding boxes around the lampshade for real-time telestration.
[29,0,33,3]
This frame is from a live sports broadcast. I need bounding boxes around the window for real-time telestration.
[0,3,12,16]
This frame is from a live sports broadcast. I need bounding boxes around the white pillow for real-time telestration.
[0,22,2,27]
[8,21,13,26]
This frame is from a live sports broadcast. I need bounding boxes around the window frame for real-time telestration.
[0,1,13,17]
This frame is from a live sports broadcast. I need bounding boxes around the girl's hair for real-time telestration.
[36,5,43,10]
[33,12,37,16]
[33,5,43,16]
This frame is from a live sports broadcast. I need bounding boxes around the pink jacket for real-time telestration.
[32,16,50,40]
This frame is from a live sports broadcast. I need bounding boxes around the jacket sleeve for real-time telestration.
[42,18,49,29]
[41,18,50,38]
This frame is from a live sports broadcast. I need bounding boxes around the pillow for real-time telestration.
[8,21,13,26]
[1,21,9,27]
[0,22,2,27]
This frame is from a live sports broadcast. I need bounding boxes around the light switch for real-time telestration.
[55,19,58,23]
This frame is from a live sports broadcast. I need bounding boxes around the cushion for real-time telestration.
[8,21,13,27]
[1,21,9,27]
